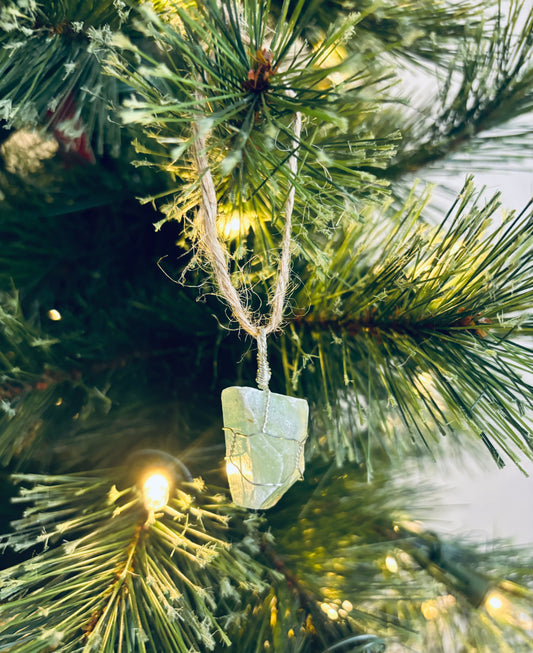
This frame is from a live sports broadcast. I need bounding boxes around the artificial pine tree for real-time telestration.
[1,0,533,651]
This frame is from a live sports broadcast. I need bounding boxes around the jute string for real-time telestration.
[192,102,301,391]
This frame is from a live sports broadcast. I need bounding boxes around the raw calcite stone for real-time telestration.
[221,386,309,509]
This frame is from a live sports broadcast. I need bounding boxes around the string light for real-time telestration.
[485,591,503,613]
[320,599,356,621]
[320,602,339,620]
[222,214,241,239]
[129,449,193,516]
[484,590,533,629]
[142,471,170,511]
[385,554,399,573]
[421,595,456,621]
[218,210,253,239]
[421,600,439,620]
[48,309,62,321]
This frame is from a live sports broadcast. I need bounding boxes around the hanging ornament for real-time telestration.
[193,95,308,509]
[222,386,308,509]
[221,330,308,509]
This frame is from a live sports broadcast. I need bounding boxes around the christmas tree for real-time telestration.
[1,0,533,651]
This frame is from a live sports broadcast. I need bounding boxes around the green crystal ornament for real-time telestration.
[191,102,305,509]
[222,386,309,510]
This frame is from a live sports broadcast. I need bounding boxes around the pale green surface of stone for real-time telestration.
[221,386,309,510]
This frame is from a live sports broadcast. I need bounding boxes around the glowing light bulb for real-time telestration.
[484,589,532,628]
[385,555,399,573]
[320,602,340,621]
[48,309,62,321]
[142,472,170,510]
[421,600,439,620]
[223,215,241,238]
[421,602,438,620]
[327,607,339,621]
[218,211,253,240]
[486,592,503,612]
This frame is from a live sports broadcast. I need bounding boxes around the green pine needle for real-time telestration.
[270,464,533,653]
[382,0,533,180]
[0,1,126,157]
[284,0,489,66]
[106,0,398,237]
[0,471,267,652]
[285,179,533,468]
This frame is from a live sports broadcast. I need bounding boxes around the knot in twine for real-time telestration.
[255,327,271,391]
[193,97,301,392]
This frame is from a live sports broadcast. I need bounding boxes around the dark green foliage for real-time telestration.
[0,1,532,651]
[0,0,130,156]
[276,0,488,64]
[3,462,531,652]
[269,464,533,652]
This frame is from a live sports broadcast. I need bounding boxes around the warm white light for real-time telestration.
[142,472,170,510]
[218,211,253,240]
[223,215,241,238]
[226,456,253,482]
[48,309,62,321]
[517,611,533,630]
[421,594,456,620]
[385,555,399,573]
[421,600,439,620]
[486,593,503,612]
[226,460,240,479]
[320,602,340,621]
[484,590,533,628]
[327,607,339,621]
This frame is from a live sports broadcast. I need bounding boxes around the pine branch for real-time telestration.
[283,179,533,468]
[0,0,129,157]
[0,282,228,470]
[106,0,398,243]
[0,289,71,466]
[379,1,533,180]
[1,3,533,652]
[282,0,489,66]
[268,463,533,652]
[0,470,267,652]
[1,451,531,652]
[220,461,533,651]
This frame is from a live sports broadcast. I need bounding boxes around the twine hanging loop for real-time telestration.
[192,94,301,390]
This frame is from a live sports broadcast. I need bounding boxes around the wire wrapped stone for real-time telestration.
[222,386,308,509]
